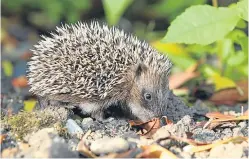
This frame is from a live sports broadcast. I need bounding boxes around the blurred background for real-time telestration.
[1,0,248,115]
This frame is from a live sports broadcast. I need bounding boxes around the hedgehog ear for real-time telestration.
[135,63,147,78]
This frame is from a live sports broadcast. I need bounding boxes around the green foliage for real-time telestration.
[162,5,240,45]
[149,0,206,22]
[161,0,248,82]
[236,0,248,21]
[2,0,247,87]
[2,0,92,24]
[163,0,248,45]
[103,0,133,25]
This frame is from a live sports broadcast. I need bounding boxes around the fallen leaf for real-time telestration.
[184,136,248,153]
[129,117,170,137]
[162,116,173,125]
[130,118,161,137]
[204,112,248,129]
[209,80,248,105]
[211,115,248,123]
[100,149,141,158]
[205,121,237,130]
[205,112,235,119]
[12,76,28,88]
[0,134,7,144]
[77,130,97,158]
[138,144,178,159]
[169,62,199,89]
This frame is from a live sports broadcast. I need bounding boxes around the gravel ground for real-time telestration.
[1,101,248,158]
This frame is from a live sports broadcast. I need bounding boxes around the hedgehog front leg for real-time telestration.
[37,96,49,108]
[79,101,105,121]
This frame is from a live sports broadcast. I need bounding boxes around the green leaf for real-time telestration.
[103,0,133,25]
[167,54,195,70]
[162,5,240,45]
[201,65,237,90]
[236,0,248,21]
[71,0,91,11]
[227,29,248,54]
[238,36,248,54]
[217,39,234,62]
[227,51,246,66]
[202,65,217,77]
[236,19,247,28]
[66,11,80,23]
[240,64,248,76]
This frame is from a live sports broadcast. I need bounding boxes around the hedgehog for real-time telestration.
[27,21,172,122]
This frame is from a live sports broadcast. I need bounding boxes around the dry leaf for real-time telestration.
[99,149,140,158]
[162,116,173,125]
[185,136,248,153]
[77,130,97,158]
[211,115,248,123]
[0,134,7,144]
[129,117,170,137]
[205,112,235,119]
[138,144,178,159]
[169,62,199,89]
[12,76,28,88]
[206,121,237,130]
[205,112,248,129]
[209,80,248,105]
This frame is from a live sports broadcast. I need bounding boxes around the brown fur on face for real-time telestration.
[127,63,170,121]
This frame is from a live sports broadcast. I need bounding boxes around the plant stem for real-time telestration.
[212,0,218,7]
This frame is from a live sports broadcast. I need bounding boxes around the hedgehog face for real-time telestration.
[128,63,170,121]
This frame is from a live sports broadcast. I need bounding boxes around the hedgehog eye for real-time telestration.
[144,93,152,101]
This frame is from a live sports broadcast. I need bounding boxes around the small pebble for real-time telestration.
[221,128,233,139]
[90,137,129,154]
[68,139,80,151]
[192,128,220,143]
[66,119,84,137]
[81,118,94,130]
[153,126,170,140]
